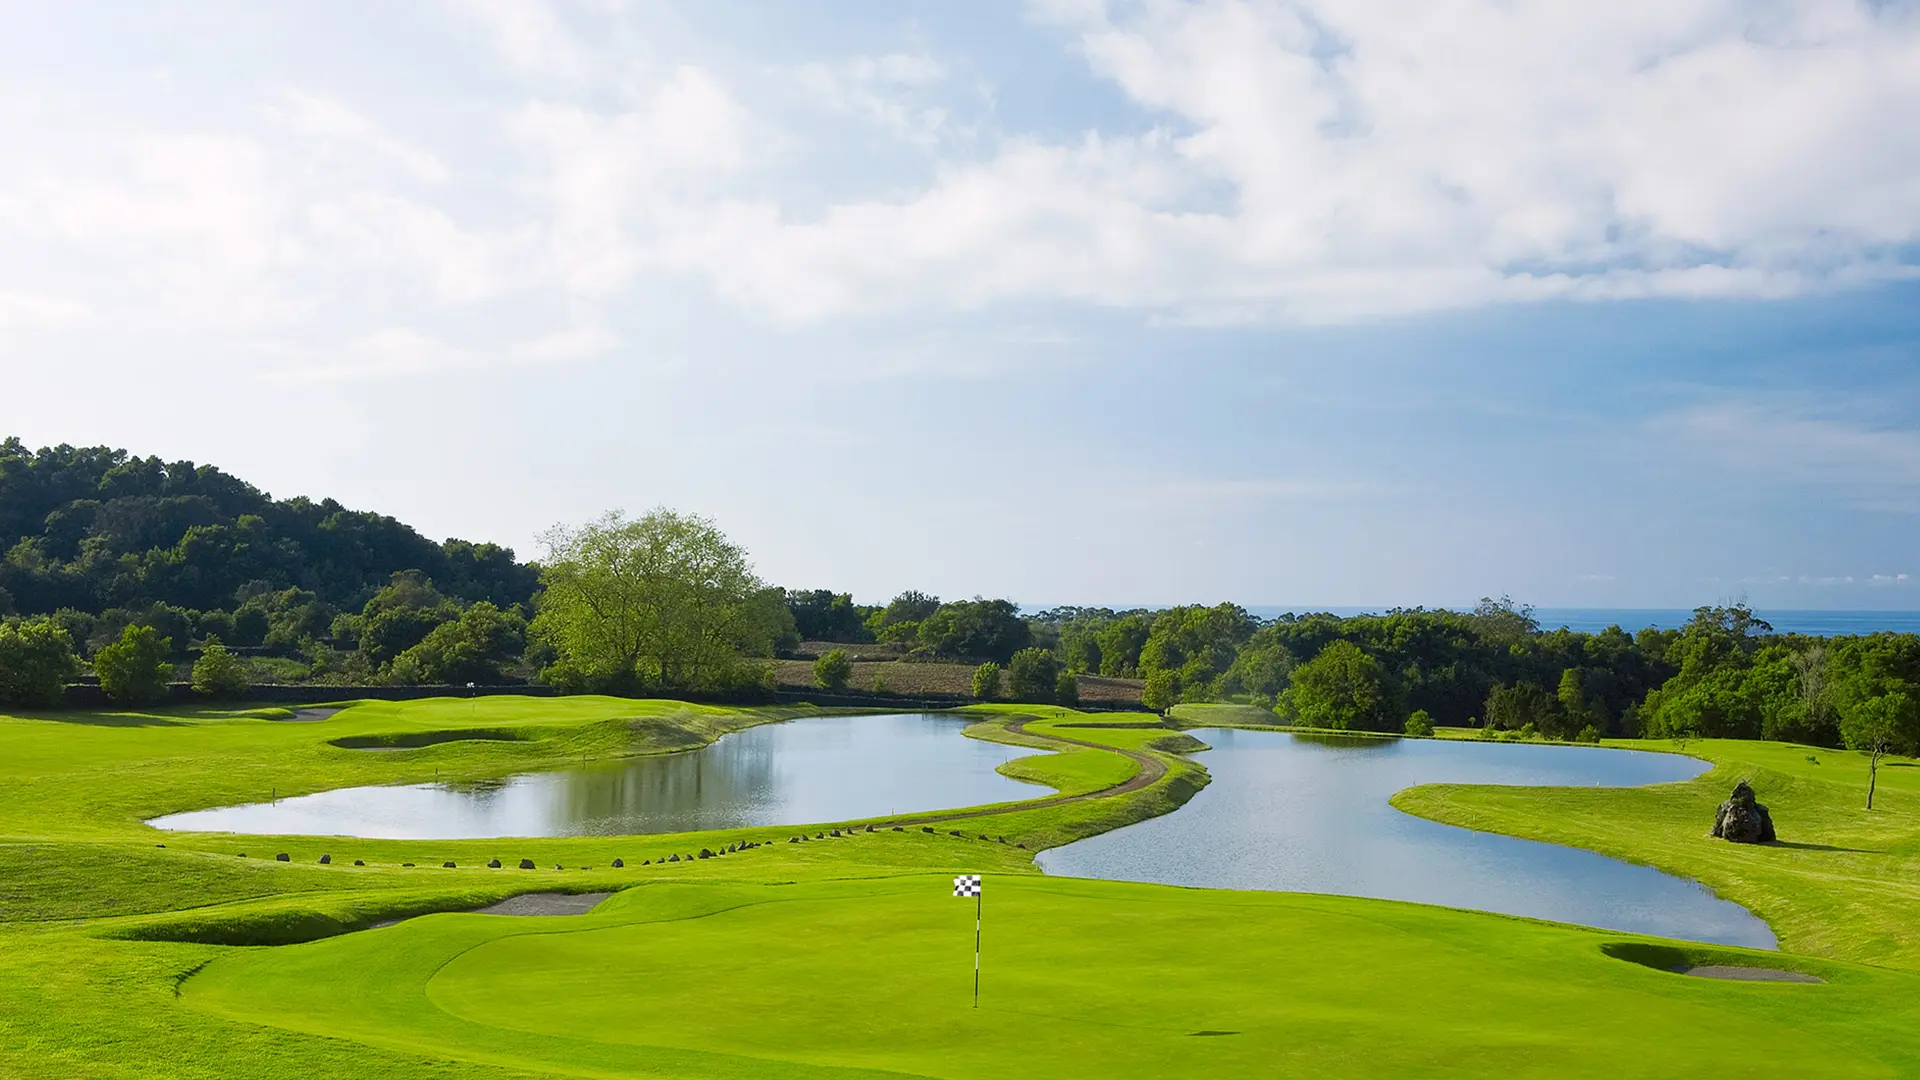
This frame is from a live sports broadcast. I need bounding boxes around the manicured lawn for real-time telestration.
[1394,736,1920,968]
[4,696,1917,1078]
[180,875,1917,1080]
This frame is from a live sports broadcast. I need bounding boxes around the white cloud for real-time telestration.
[0,291,88,330]
[795,51,955,147]
[267,93,449,184]
[655,0,1920,322]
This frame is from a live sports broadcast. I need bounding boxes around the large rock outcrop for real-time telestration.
[1711,780,1776,844]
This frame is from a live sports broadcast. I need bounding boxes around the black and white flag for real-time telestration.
[953,874,981,898]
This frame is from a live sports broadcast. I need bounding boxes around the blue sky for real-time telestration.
[3,1,1920,610]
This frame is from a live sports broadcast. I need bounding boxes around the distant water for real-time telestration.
[1039,729,1776,948]
[1242,606,1920,636]
[148,714,1043,840]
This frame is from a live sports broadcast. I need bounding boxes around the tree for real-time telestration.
[1007,647,1061,703]
[1054,670,1079,706]
[1142,669,1178,713]
[532,510,783,692]
[1485,681,1557,734]
[390,602,527,685]
[1280,641,1395,731]
[0,617,78,707]
[813,649,852,690]
[1404,709,1434,737]
[971,661,1002,701]
[1839,691,1916,810]
[190,641,250,698]
[787,590,870,643]
[916,599,1030,663]
[94,624,171,704]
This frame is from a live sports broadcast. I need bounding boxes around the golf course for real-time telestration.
[3,696,1917,1078]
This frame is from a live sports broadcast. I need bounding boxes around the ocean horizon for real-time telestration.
[1231,606,1920,637]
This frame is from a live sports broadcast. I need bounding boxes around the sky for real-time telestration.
[3,1,1920,611]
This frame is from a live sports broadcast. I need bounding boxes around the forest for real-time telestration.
[0,439,1913,761]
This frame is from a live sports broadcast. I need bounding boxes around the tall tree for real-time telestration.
[532,509,783,692]
[0,617,78,707]
[93,624,171,705]
[1280,641,1397,732]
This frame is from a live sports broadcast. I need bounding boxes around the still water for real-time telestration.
[148,713,1044,840]
[1037,728,1777,949]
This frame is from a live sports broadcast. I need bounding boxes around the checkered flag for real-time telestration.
[953,875,981,898]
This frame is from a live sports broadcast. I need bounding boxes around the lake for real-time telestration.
[1037,728,1776,948]
[147,713,1045,840]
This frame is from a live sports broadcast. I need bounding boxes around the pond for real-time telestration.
[1036,728,1777,949]
[147,713,1045,840]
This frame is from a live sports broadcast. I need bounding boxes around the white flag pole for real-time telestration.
[973,882,982,1009]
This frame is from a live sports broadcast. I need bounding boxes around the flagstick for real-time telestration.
[973,886,982,1009]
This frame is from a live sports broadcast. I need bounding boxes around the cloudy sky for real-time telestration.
[4,1,1920,611]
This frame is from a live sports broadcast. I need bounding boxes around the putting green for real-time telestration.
[185,875,1916,1080]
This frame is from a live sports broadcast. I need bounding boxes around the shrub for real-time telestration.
[191,642,250,698]
[1054,670,1079,706]
[1007,647,1062,703]
[971,661,1002,701]
[1515,721,1539,741]
[1404,710,1434,737]
[93,625,172,705]
[1576,724,1601,744]
[812,649,852,690]
[0,618,79,707]
[1479,722,1501,740]
[871,671,889,694]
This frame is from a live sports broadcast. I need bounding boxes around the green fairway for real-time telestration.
[3,695,1918,1078]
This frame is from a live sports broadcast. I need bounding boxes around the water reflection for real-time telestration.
[149,713,1044,840]
[1038,728,1777,948]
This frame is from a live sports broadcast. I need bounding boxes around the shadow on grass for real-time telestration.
[24,710,188,727]
[1770,840,1882,854]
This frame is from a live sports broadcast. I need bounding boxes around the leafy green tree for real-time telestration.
[1280,641,1395,731]
[0,617,78,706]
[1404,709,1434,737]
[1007,647,1062,703]
[813,649,852,690]
[190,641,250,698]
[1055,670,1079,706]
[786,590,871,643]
[1485,681,1557,734]
[916,599,1030,663]
[532,510,784,693]
[1838,691,1914,810]
[1138,604,1258,698]
[1094,615,1153,677]
[390,602,527,684]
[971,661,1002,701]
[93,624,171,704]
[1141,669,1179,713]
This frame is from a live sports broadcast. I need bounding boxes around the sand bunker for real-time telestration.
[275,708,341,723]
[468,892,611,917]
[1673,965,1823,983]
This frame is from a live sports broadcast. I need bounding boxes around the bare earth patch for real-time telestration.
[1674,965,1824,983]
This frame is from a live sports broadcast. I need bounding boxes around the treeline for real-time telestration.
[0,441,1913,763]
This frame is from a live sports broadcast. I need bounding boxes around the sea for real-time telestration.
[1239,607,1920,637]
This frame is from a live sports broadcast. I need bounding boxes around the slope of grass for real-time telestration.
[1393,737,1920,968]
[176,875,1919,1080]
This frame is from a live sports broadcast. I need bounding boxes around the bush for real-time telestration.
[191,642,250,698]
[0,618,79,707]
[1054,670,1079,706]
[1576,724,1601,744]
[813,649,852,690]
[1142,669,1179,713]
[94,624,173,705]
[1404,709,1434,737]
[871,671,889,694]
[1515,721,1539,741]
[1007,647,1062,703]
[971,661,1002,701]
